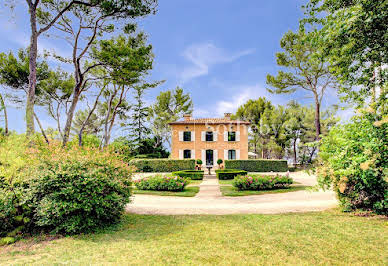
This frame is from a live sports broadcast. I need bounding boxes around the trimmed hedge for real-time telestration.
[172,170,204,180]
[129,159,195,172]
[225,159,288,172]
[215,169,248,180]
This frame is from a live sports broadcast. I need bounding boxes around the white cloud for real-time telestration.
[180,42,254,83]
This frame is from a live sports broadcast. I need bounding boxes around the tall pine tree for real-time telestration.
[127,85,150,149]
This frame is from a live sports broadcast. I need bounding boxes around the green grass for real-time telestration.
[133,186,200,197]
[1,210,386,265]
[220,185,310,196]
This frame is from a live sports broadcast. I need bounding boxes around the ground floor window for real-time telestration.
[228,150,236,160]
[183,149,191,159]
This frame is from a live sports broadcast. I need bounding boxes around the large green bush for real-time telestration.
[0,135,133,237]
[215,169,247,180]
[129,159,195,172]
[172,170,204,180]
[317,113,387,215]
[134,175,188,191]
[225,160,288,172]
[233,174,293,191]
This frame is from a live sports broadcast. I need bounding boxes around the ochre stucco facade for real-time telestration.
[169,113,250,167]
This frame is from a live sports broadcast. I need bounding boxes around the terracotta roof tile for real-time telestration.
[169,117,250,125]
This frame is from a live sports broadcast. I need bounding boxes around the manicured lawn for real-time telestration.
[0,210,386,265]
[133,186,200,197]
[220,185,310,196]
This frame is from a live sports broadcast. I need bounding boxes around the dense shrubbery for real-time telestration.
[215,169,247,180]
[233,174,293,191]
[317,114,387,215]
[0,135,133,240]
[129,159,195,172]
[172,170,204,180]
[225,160,288,172]
[134,175,188,191]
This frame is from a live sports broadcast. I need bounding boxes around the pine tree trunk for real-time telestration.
[62,89,81,146]
[26,6,38,136]
[34,112,49,144]
[314,95,321,140]
[0,94,8,135]
[293,139,297,165]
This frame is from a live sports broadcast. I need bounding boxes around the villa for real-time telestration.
[169,113,250,167]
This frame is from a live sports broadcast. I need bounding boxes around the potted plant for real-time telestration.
[217,159,223,169]
[196,159,203,170]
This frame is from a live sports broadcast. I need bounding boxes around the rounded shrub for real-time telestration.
[0,135,133,236]
[317,113,387,214]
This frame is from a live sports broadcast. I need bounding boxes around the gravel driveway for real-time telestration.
[126,171,337,215]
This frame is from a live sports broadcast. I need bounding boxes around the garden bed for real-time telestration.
[220,185,310,197]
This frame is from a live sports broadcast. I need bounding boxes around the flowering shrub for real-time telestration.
[134,175,188,191]
[0,134,133,238]
[317,113,387,214]
[233,174,293,191]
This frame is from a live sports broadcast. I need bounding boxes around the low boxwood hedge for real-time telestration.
[225,159,288,172]
[172,170,204,180]
[215,169,248,180]
[129,159,195,172]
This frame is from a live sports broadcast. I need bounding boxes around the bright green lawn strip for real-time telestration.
[133,186,199,197]
[220,185,310,196]
[1,210,386,265]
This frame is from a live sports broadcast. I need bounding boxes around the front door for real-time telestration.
[206,150,214,166]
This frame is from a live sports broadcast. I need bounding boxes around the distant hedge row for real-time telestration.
[129,159,196,172]
[225,160,288,172]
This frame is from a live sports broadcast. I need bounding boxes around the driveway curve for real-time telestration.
[126,172,337,215]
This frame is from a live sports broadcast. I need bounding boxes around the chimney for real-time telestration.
[224,113,232,120]
[183,113,192,121]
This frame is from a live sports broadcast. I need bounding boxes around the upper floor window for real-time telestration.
[183,131,191,141]
[183,149,191,159]
[228,150,236,160]
[206,131,213,141]
[228,131,236,141]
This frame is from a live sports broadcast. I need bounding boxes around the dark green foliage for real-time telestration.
[172,170,204,180]
[24,159,132,235]
[134,175,188,191]
[129,159,195,172]
[225,160,288,172]
[0,136,133,237]
[233,174,293,191]
[217,159,223,166]
[317,113,388,215]
[215,169,248,180]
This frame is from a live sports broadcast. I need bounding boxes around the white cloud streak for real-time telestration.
[180,42,254,83]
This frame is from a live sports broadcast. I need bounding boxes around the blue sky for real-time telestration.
[0,0,352,135]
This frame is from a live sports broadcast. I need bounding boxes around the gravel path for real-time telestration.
[126,172,337,215]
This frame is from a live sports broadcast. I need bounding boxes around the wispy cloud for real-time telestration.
[180,42,254,83]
